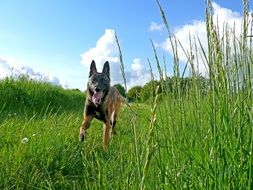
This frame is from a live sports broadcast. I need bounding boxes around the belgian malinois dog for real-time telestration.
[79,60,121,148]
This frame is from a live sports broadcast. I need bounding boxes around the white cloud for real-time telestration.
[80,29,151,89]
[81,29,119,72]
[149,22,165,32]
[126,58,151,88]
[131,58,143,75]
[161,2,244,75]
[212,2,241,23]
[0,56,61,86]
[0,58,12,79]
[162,20,208,75]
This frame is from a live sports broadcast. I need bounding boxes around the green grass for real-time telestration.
[1,0,253,189]
[0,76,84,117]
[0,77,153,189]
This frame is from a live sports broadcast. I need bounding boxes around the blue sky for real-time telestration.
[0,0,248,90]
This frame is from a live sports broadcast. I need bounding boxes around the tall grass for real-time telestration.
[136,0,253,189]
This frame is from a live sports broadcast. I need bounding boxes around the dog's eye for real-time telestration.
[91,78,96,84]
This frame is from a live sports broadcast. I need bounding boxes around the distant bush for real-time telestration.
[113,83,126,97]
[141,80,161,102]
[127,86,142,102]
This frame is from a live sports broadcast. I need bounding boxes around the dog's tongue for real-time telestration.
[92,91,103,106]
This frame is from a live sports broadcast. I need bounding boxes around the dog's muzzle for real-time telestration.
[91,90,103,107]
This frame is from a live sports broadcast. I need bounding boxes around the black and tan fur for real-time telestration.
[79,60,121,148]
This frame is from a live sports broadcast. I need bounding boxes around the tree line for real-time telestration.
[114,76,209,102]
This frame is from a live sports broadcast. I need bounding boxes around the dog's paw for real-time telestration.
[79,133,85,142]
[111,127,117,135]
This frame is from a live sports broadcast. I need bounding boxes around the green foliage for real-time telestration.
[113,83,126,97]
[127,85,142,102]
[139,77,209,103]
[140,80,161,102]
[0,77,84,117]
[164,76,209,96]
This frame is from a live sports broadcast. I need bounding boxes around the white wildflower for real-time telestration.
[22,137,29,144]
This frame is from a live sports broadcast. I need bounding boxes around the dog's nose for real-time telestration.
[95,87,101,92]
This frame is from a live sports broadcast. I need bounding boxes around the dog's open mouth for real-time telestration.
[91,91,103,107]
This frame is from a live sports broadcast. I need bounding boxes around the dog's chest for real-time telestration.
[93,109,106,122]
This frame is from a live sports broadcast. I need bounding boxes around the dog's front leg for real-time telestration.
[103,121,110,149]
[79,115,93,142]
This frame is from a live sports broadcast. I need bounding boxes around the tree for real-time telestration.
[127,86,142,102]
[113,83,126,97]
[141,80,161,102]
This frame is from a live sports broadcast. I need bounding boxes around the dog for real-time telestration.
[79,60,121,148]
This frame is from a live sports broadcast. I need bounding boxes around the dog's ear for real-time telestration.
[89,60,97,77]
[102,61,110,79]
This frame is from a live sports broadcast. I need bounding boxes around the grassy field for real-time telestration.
[0,77,252,189]
[1,0,253,189]
[0,78,153,189]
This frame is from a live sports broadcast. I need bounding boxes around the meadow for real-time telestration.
[1,0,253,189]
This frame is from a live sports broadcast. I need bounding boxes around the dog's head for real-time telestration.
[87,60,110,107]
